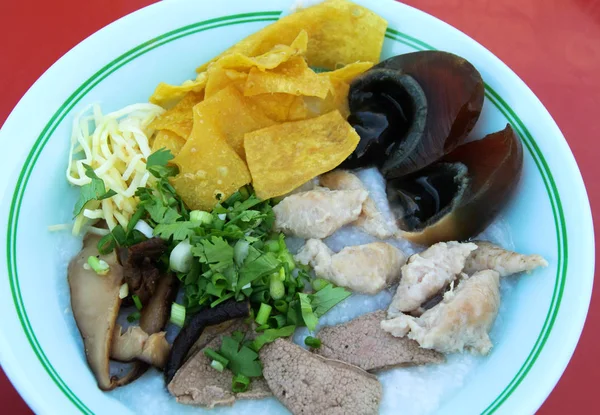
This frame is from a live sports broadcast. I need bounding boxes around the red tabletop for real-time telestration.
[1,0,598,413]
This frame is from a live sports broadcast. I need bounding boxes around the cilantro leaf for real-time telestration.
[146,148,178,178]
[310,284,352,317]
[153,221,198,241]
[298,293,318,332]
[235,210,262,223]
[72,164,116,217]
[219,335,263,377]
[251,325,296,351]
[237,251,280,290]
[212,225,246,240]
[192,237,234,271]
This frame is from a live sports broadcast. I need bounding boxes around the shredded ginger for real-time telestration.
[67,103,165,235]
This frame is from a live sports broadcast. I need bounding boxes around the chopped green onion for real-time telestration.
[232,374,250,393]
[118,283,129,299]
[255,324,270,332]
[190,210,213,225]
[265,240,280,253]
[278,249,296,271]
[270,273,285,300]
[224,190,243,205]
[97,234,115,255]
[268,314,287,329]
[126,206,146,233]
[132,294,143,311]
[204,348,229,366]
[170,240,193,273]
[238,186,250,200]
[250,289,269,304]
[133,219,153,238]
[127,311,141,323]
[304,336,321,348]
[111,225,127,246]
[211,360,225,372]
[311,278,329,292]
[213,218,225,230]
[87,256,110,275]
[210,292,235,308]
[255,303,273,325]
[274,300,288,314]
[170,302,186,327]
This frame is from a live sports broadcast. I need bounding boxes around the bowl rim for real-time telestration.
[0,1,594,414]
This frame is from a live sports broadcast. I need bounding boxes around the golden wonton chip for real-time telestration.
[326,61,374,83]
[244,110,360,200]
[205,67,248,98]
[171,106,251,211]
[197,0,387,72]
[148,91,204,139]
[242,93,305,122]
[152,130,186,156]
[210,30,308,72]
[244,56,330,99]
[150,72,208,108]
[305,79,351,118]
[194,85,276,159]
[288,96,310,120]
[304,62,373,118]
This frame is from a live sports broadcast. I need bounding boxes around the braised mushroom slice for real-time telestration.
[68,235,128,390]
[139,271,178,335]
[118,237,168,305]
[111,325,170,369]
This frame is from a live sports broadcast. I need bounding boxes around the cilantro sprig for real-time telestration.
[72,164,116,217]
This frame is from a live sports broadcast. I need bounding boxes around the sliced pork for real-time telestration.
[320,170,394,239]
[382,270,501,355]
[388,241,477,315]
[295,239,405,294]
[273,187,368,239]
[465,241,548,277]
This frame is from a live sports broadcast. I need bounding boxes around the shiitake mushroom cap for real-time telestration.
[345,51,484,177]
[389,124,523,245]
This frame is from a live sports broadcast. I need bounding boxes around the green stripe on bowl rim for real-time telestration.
[5,11,567,415]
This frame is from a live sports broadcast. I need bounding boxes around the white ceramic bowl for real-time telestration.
[0,1,594,414]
